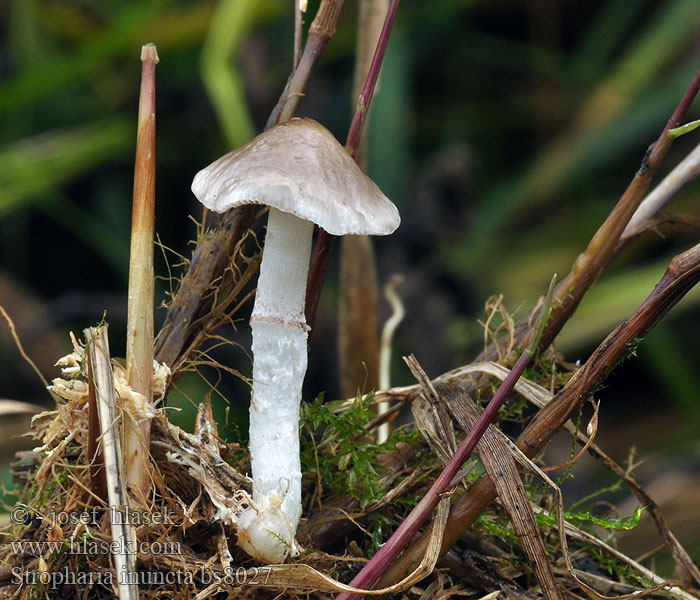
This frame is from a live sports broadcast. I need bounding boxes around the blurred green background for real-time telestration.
[1,0,699,568]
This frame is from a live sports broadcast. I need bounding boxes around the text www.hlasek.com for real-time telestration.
[11,537,181,556]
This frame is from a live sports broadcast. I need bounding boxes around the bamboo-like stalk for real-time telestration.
[124,43,158,506]
[86,325,139,600]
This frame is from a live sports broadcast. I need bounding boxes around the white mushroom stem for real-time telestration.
[238,207,313,563]
[189,118,400,562]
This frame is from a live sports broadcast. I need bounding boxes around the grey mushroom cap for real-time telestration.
[191,118,400,236]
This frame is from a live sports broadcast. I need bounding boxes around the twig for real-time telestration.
[269,0,346,127]
[124,44,158,506]
[86,325,139,600]
[351,0,389,165]
[344,0,400,160]
[531,63,700,352]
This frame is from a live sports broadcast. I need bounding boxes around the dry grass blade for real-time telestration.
[0,399,42,415]
[85,325,139,600]
[622,136,700,244]
[0,304,58,402]
[376,274,405,441]
[407,356,466,473]
[442,383,563,600]
[411,394,457,468]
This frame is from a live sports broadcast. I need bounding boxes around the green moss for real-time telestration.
[300,391,421,509]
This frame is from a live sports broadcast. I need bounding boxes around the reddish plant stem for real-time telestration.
[344,0,399,159]
[304,0,401,330]
[337,0,389,398]
[305,229,336,328]
[335,347,535,600]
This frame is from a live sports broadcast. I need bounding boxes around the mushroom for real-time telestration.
[191,118,399,563]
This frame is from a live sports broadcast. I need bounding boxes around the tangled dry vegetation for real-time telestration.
[2,304,700,600]
[3,1,700,599]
